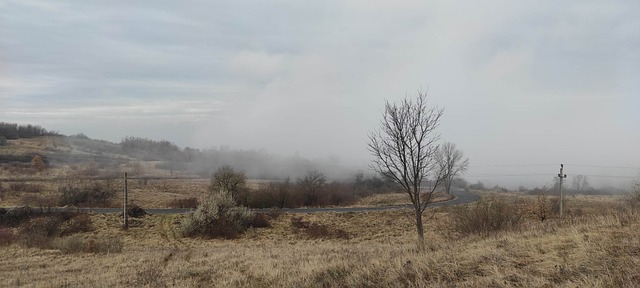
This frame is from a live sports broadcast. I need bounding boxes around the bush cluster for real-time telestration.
[8,182,44,193]
[0,208,94,248]
[166,197,199,208]
[451,197,524,236]
[58,177,117,207]
[127,204,147,218]
[245,179,391,209]
[180,191,255,239]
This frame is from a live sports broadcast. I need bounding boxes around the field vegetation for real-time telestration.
[2,126,639,287]
[0,190,639,287]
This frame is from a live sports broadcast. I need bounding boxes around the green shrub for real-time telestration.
[180,191,254,239]
[451,197,523,236]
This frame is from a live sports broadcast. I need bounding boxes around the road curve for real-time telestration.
[68,188,479,215]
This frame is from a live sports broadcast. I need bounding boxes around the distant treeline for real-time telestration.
[121,136,183,159]
[0,122,60,140]
[117,136,363,180]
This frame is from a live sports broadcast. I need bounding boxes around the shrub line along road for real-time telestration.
[68,188,479,215]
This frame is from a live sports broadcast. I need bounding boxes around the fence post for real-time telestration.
[123,172,128,229]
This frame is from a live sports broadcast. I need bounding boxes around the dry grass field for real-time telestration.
[1,192,639,287]
[2,137,639,287]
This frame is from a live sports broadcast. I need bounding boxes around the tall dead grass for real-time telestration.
[0,194,638,287]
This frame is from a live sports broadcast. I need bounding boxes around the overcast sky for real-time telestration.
[1,1,639,188]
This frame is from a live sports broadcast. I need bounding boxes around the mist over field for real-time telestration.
[1,1,639,188]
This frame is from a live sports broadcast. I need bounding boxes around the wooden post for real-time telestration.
[123,172,128,229]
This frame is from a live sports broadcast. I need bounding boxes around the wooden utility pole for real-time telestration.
[123,172,128,229]
[558,164,567,217]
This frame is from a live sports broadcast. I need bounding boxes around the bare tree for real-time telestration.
[267,177,291,208]
[572,175,590,194]
[209,165,246,200]
[436,142,469,195]
[297,170,326,206]
[368,90,445,251]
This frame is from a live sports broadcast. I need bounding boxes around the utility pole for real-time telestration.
[123,172,128,229]
[558,164,567,217]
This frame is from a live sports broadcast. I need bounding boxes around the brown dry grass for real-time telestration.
[352,191,453,207]
[1,192,639,287]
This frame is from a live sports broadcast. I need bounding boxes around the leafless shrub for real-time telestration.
[290,217,309,229]
[127,203,147,218]
[451,197,524,236]
[59,214,93,236]
[9,182,44,193]
[0,207,36,227]
[17,216,62,248]
[529,193,560,222]
[0,228,15,246]
[249,213,271,228]
[19,193,57,208]
[628,177,640,210]
[166,197,199,208]
[266,208,282,220]
[58,177,117,207]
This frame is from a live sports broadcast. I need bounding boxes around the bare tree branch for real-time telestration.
[368,90,444,251]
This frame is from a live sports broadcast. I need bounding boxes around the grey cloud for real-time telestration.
[1,1,639,187]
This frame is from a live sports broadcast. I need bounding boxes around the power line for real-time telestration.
[467,164,558,168]
[564,164,640,170]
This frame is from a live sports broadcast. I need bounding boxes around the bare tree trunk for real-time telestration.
[415,206,425,251]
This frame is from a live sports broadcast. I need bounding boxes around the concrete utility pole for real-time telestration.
[123,172,128,229]
[558,164,567,217]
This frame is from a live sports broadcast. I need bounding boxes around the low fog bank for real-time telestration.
[62,136,371,182]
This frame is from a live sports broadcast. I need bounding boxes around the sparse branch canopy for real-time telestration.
[296,170,326,206]
[436,142,469,195]
[368,90,445,250]
[209,165,246,200]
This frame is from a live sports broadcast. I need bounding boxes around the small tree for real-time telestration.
[368,90,445,251]
[271,177,291,208]
[209,165,246,200]
[31,155,47,172]
[436,142,469,195]
[297,170,326,206]
[572,175,590,194]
